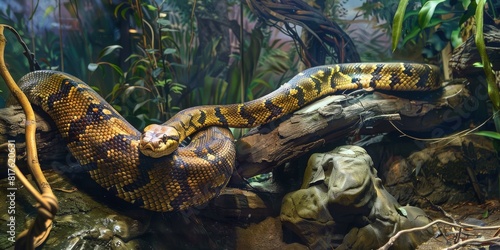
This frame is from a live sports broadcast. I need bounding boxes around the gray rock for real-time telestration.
[281,145,434,249]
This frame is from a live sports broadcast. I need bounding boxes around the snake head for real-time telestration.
[139,124,180,158]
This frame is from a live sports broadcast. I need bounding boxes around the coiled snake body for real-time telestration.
[18,63,441,211]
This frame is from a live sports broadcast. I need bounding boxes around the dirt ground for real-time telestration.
[417,199,500,249]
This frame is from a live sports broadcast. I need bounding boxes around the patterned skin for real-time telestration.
[18,63,440,211]
[139,63,441,157]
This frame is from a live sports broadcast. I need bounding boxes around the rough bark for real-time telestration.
[0,80,477,181]
[235,80,475,178]
[0,106,66,176]
[450,24,500,78]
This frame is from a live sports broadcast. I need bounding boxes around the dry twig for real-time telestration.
[378,219,500,250]
[0,24,58,249]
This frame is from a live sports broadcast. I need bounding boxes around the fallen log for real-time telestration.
[0,79,476,182]
[235,80,477,178]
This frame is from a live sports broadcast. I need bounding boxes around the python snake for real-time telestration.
[18,63,441,212]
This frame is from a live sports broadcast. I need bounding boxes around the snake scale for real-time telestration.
[18,63,441,212]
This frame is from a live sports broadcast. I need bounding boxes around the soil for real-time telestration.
[418,199,500,249]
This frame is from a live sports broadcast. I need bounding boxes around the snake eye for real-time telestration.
[161,134,167,142]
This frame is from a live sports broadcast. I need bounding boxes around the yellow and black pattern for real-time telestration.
[18,71,235,212]
[140,62,441,158]
[18,63,440,211]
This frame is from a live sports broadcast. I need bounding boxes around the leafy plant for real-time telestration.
[0,6,61,100]
[0,1,123,104]
[89,0,297,132]
[475,131,500,140]
[392,0,500,132]
[1,0,298,133]
[392,0,465,58]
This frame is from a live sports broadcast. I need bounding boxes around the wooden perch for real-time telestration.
[0,105,66,175]
[1,80,474,182]
[235,80,474,178]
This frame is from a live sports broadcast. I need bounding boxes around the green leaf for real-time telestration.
[462,0,472,8]
[483,209,489,218]
[113,2,127,18]
[124,53,143,62]
[157,19,171,26]
[460,0,477,25]
[404,8,451,21]
[107,63,124,76]
[144,4,157,11]
[450,28,463,48]
[401,26,422,46]
[475,0,500,110]
[98,45,122,59]
[426,17,444,28]
[112,104,122,112]
[474,131,500,140]
[89,62,123,76]
[120,8,128,20]
[392,0,409,51]
[473,62,484,68]
[124,86,139,97]
[133,99,150,114]
[152,67,162,78]
[88,63,99,71]
[156,80,166,87]
[160,28,178,32]
[111,83,121,97]
[418,0,446,29]
[163,48,176,55]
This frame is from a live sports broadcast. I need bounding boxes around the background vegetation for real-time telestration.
[1,0,498,135]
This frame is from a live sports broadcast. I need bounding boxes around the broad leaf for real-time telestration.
[418,0,446,29]
[459,0,477,25]
[157,19,171,26]
[163,48,176,55]
[392,0,409,51]
[401,26,421,46]
[98,45,123,59]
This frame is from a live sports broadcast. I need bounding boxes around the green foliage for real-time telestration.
[0,6,60,100]
[391,0,409,51]
[392,0,465,57]
[88,45,124,76]
[354,0,401,31]
[220,29,293,105]
[392,0,500,135]
[351,25,393,61]
[1,0,296,130]
[474,131,500,140]
[418,0,446,29]
[474,0,500,134]
[475,0,500,112]
[0,0,121,104]
[89,1,296,131]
